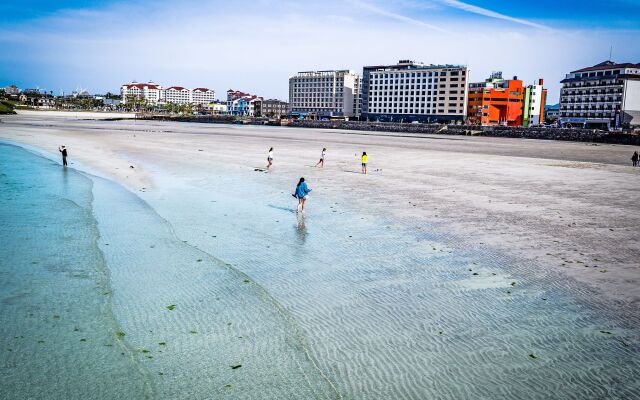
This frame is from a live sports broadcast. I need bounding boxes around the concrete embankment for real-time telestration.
[136,115,640,145]
[290,120,640,145]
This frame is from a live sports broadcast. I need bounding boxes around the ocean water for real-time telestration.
[2,141,639,399]
[0,143,153,399]
[0,143,338,399]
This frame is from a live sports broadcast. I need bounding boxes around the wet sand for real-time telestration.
[2,110,638,316]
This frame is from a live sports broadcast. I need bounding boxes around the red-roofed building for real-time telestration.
[192,88,216,105]
[121,82,217,106]
[165,86,191,104]
[121,81,163,104]
[227,89,263,116]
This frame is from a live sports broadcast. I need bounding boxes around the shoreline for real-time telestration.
[8,109,639,145]
[1,139,342,399]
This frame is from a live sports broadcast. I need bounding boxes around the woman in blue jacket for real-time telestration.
[294,177,312,214]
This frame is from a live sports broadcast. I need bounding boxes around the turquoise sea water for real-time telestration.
[0,143,337,399]
[0,143,153,399]
[1,141,639,399]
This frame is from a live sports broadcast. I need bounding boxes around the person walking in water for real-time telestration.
[316,148,326,167]
[266,147,274,170]
[632,151,639,167]
[294,177,312,214]
[361,151,368,174]
[58,146,68,167]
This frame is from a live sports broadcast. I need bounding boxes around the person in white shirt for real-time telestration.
[266,147,274,169]
[315,148,326,168]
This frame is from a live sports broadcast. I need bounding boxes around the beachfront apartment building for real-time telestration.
[361,60,468,123]
[192,88,216,105]
[227,89,263,116]
[121,82,163,104]
[164,86,191,104]
[2,85,20,95]
[121,82,216,105]
[559,61,640,129]
[467,72,525,126]
[523,80,547,127]
[288,70,361,119]
[467,72,546,127]
[205,101,228,115]
[257,99,289,118]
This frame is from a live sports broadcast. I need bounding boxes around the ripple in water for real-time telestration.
[146,167,640,399]
[0,143,153,399]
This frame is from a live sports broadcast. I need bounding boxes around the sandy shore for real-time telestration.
[13,109,136,119]
[2,110,639,318]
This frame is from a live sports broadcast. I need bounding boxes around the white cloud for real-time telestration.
[349,0,450,33]
[441,0,550,30]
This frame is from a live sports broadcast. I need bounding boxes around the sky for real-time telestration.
[1,0,639,103]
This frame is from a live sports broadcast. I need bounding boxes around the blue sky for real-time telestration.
[1,0,639,102]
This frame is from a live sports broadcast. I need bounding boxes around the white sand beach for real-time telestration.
[2,110,639,398]
[3,111,638,311]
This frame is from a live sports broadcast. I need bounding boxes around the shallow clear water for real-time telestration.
[0,143,153,399]
[89,174,338,399]
[145,164,640,399]
[1,143,338,399]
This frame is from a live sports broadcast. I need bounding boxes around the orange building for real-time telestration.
[467,73,525,126]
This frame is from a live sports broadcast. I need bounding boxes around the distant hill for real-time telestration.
[0,100,16,114]
[545,103,560,111]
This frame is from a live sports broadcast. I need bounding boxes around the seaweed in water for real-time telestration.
[166,304,176,311]
[116,331,126,337]
[230,364,242,369]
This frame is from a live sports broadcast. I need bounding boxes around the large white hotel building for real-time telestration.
[559,61,640,129]
[121,82,215,105]
[288,70,361,119]
[361,60,469,123]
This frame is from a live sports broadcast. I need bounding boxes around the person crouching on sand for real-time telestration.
[267,147,274,169]
[294,177,311,214]
[316,148,326,168]
[361,151,368,174]
[58,146,68,167]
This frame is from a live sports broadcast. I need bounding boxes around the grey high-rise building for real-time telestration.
[289,70,361,119]
[361,60,469,123]
[559,61,640,129]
